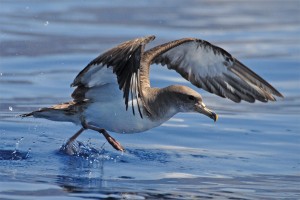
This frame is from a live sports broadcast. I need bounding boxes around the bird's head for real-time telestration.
[166,85,218,122]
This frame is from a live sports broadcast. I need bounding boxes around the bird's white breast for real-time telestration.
[84,100,166,133]
[82,83,168,133]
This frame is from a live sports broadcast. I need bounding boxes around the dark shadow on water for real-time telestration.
[56,173,299,200]
[0,149,30,160]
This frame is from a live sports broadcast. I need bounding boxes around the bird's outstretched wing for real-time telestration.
[71,35,155,117]
[151,38,283,102]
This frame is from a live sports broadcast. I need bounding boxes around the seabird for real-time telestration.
[21,35,283,152]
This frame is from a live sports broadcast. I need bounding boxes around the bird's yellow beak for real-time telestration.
[195,103,218,122]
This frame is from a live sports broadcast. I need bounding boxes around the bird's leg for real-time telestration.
[66,127,85,147]
[63,127,85,155]
[99,128,125,152]
[82,122,125,152]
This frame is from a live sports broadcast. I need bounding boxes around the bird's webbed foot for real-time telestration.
[100,129,125,152]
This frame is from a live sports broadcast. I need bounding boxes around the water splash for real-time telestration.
[0,137,30,160]
[59,139,123,165]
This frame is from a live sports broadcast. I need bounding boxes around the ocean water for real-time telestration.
[0,0,300,199]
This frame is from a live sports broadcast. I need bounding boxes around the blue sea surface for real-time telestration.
[0,0,300,199]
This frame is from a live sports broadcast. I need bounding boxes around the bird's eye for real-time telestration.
[188,95,195,101]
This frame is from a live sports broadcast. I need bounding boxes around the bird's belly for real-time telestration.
[83,101,164,133]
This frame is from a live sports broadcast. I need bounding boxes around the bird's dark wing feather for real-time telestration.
[152,39,283,102]
[71,35,155,117]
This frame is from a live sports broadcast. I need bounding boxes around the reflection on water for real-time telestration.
[1,0,300,199]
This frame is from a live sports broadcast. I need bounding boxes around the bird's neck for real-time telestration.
[142,87,179,121]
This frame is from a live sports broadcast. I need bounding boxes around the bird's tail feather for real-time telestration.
[20,102,82,124]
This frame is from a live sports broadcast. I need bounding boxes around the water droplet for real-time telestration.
[44,21,49,26]
[15,137,24,151]
[25,148,31,159]
[9,106,13,111]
